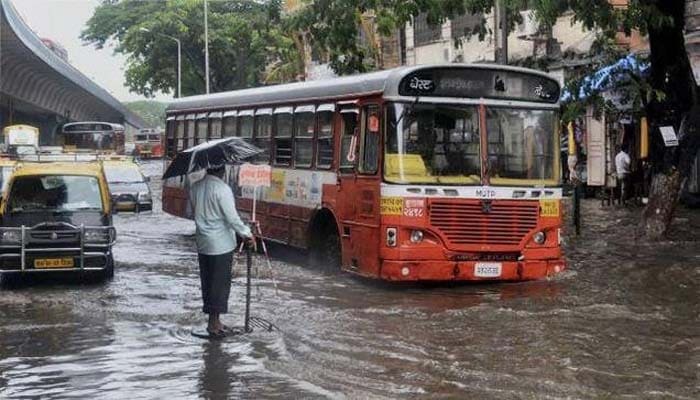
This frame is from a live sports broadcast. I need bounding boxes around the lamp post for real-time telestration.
[139,27,182,98]
[204,0,210,94]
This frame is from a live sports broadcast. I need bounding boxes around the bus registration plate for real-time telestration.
[35,258,74,269]
[474,262,502,278]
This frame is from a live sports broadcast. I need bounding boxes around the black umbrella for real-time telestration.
[162,137,263,179]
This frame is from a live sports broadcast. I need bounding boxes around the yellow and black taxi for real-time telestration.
[0,162,116,279]
[102,160,153,213]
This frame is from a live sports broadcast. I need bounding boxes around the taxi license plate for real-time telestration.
[34,258,74,269]
[474,262,502,278]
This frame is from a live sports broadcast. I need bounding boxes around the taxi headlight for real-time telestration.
[84,229,110,243]
[0,230,22,244]
[533,231,546,244]
[410,230,424,243]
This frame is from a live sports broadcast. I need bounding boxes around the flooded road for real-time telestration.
[1,161,698,399]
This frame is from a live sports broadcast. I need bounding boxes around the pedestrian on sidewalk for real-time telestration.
[615,144,631,205]
[189,165,253,337]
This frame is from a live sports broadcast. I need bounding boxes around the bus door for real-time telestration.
[336,103,382,276]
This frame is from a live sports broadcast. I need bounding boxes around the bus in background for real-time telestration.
[2,124,40,155]
[163,64,565,282]
[60,122,125,154]
[133,128,163,159]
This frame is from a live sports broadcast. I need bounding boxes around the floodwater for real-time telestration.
[1,161,698,399]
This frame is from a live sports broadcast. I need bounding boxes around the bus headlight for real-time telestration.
[410,230,424,243]
[0,230,22,244]
[386,228,397,247]
[533,231,546,245]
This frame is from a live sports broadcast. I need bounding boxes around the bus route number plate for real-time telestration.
[474,262,502,278]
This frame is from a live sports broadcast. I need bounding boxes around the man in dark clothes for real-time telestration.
[189,165,253,337]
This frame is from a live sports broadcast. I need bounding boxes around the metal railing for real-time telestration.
[0,224,116,273]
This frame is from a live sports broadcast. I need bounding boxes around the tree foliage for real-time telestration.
[82,0,285,97]
[124,100,167,128]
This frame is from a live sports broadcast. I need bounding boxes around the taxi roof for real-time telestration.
[101,159,138,167]
[12,162,104,178]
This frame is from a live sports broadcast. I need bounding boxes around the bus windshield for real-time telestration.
[385,102,560,186]
[385,103,481,184]
[485,107,559,185]
[63,133,115,151]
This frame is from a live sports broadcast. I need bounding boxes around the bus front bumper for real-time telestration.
[379,259,566,281]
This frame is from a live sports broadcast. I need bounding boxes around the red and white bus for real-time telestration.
[134,128,163,158]
[163,64,565,282]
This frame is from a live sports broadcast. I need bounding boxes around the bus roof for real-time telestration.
[167,64,560,114]
[62,121,125,133]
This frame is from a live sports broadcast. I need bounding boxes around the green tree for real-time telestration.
[124,100,167,128]
[81,0,284,97]
[294,0,699,239]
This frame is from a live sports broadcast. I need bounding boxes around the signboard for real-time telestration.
[659,126,679,147]
[398,67,560,103]
[238,164,271,187]
[4,126,39,146]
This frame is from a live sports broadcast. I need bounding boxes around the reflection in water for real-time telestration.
[199,341,238,399]
[0,161,698,399]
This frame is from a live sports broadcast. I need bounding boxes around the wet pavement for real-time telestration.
[1,160,698,399]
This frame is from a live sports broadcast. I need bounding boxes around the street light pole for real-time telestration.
[139,27,182,98]
[204,0,210,94]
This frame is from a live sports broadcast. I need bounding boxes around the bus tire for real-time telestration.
[309,227,341,272]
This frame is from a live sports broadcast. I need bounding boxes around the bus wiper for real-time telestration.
[393,97,420,128]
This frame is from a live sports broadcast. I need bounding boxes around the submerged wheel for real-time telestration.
[101,254,115,280]
[309,227,341,272]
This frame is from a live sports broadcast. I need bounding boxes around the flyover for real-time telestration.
[0,0,145,144]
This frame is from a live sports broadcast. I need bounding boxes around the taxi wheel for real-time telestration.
[102,255,115,280]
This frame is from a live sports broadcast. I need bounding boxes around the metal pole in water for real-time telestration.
[244,244,252,332]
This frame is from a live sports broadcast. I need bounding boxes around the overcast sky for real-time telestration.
[11,0,172,103]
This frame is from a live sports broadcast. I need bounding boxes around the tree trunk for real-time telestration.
[640,0,700,239]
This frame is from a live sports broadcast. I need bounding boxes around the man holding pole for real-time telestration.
[189,165,253,337]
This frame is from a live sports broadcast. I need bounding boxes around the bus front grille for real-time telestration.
[429,199,538,248]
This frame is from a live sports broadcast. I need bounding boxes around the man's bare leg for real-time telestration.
[208,313,223,334]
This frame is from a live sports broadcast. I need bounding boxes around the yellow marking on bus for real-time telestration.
[380,197,403,215]
[539,199,560,217]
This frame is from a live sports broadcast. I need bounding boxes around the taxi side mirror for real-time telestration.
[144,176,151,183]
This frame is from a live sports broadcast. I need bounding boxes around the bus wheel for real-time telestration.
[101,254,115,280]
[309,229,341,272]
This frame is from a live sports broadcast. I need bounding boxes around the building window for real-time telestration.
[254,111,272,163]
[273,109,293,166]
[294,108,315,168]
[413,13,442,46]
[316,109,334,169]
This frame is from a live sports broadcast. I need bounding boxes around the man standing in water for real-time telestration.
[190,165,253,337]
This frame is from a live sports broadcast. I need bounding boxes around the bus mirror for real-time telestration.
[144,176,151,183]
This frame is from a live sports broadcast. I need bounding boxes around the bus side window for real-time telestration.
[239,111,254,141]
[359,105,380,174]
[209,113,222,139]
[196,114,208,144]
[273,109,293,166]
[316,106,334,169]
[166,117,176,157]
[294,106,316,168]
[185,114,195,149]
[254,111,272,163]
[339,108,359,171]
[223,112,237,137]
[176,116,185,151]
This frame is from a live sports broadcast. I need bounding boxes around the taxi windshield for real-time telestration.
[385,103,481,184]
[104,165,143,183]
[8,175,103,213]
